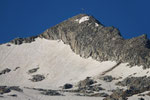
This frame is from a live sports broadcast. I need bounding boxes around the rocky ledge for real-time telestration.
[9,14,150,68]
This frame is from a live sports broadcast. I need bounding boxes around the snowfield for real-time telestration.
[75,16,90,23]
[0,38,150,100]
[0,38,116,88]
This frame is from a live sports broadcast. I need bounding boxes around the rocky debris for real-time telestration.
[58,88,80,93]
[6,44,11,46]
[62,83,73,89]
[41,90,62,96]
[0,68,11,75]
[76,92,109,97]
[0,86,23,94]
[104,76,150,100]
[0,86,11,94]
[146,92,150,96]
[100,75,115,82]
[89,92,109,97]
[13,67,20,71]
[138,94,145,96]
[28,67,39,74]
[138,98,145,100]
[9,86,23,92]
[8,94,17,97]
[76,77,104,94]
[29,74,45,82]
[0,95,3,97]
[10,36,38,45]
[25,87,62,96]
[77,77,96,89]
[104,88,127,100]
[116,76,150,94]
[85,85,104,92]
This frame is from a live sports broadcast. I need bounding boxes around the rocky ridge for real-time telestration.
[9,14,150,68]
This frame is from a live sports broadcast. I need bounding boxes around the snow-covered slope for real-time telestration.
[0,38,150,100]
[0,38,117,88]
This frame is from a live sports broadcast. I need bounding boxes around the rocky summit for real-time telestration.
[10,14,150,68]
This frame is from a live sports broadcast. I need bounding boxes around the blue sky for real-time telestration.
[0,0,150,43]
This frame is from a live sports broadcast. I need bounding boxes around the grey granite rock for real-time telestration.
[38,14,150,68]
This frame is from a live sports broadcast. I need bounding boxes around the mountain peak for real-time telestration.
[9,14,150,68]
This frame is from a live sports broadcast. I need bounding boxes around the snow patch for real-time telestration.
[95,23,99,27]
[105,63,150,80]
[75,16,90,24]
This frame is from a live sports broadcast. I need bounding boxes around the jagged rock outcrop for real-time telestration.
[10,36,37,45]
[9,14,150,68]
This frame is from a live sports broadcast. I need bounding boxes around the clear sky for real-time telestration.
[0,0,150,44]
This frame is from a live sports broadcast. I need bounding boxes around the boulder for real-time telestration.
[62,84,73,89]
[29,74,45,82]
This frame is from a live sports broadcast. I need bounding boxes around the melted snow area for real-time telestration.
[75,16,90,23]
[0,38,150,100]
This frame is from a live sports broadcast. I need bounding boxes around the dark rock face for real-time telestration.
[9,14,150,68]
